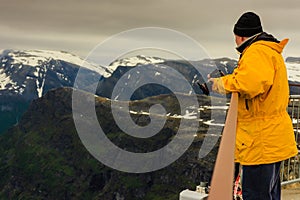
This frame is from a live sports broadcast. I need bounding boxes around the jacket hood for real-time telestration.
[257,38,289,54]
[236,32,287,54]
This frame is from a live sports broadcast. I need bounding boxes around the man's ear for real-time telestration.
[241,37,248,42]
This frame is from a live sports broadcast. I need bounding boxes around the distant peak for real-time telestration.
[106,55,165,76]
[110,55,165,67]
[0,49,106,75]
[286,57,300,63]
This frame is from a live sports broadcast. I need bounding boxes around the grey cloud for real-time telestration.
[0,0,299,59]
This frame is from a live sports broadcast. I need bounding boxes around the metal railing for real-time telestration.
[281,95,300,186]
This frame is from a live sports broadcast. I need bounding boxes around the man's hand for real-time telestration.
[208,78,226,94]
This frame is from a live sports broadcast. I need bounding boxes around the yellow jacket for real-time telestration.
[214,38,298,165]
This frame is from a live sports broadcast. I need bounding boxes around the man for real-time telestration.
[210,11,298,200]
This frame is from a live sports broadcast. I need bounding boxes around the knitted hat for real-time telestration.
[233,12,263,37]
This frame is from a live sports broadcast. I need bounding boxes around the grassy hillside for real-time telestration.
[0,87,222,199]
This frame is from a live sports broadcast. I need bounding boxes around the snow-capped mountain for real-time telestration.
[0,49,107,134]
[0,49,106,99]
[96,57,237,100]
[0,49,237,100]
[1,50,298,103]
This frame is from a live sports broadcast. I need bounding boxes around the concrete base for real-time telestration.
[179,189,208,200]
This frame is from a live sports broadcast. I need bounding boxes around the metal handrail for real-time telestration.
[281,95,300,186]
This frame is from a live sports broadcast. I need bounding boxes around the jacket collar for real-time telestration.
[236,32,280,55]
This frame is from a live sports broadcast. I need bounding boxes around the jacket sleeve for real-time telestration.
[215,47,275,99]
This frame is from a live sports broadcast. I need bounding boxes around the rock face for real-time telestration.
[0,87,220,199]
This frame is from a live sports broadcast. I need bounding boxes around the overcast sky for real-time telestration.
[1,0,300,61]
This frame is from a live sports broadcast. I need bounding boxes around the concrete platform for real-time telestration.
[179,186,300,199]
[282,187,300,200]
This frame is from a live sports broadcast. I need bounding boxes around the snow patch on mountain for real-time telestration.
[203,119,224,127]
[35,65,47,98]
[106,55,165,77]
[0,68,15,91]
[7,50,105,75]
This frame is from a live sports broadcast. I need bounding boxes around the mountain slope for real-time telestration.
[0,87,219,199]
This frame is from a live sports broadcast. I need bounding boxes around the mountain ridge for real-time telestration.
[0,49,236,134]
[1,49,299,135]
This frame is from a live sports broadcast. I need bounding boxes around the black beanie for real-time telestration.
[233,12,263,37]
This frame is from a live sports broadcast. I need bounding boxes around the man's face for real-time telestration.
[235,35,244,46]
